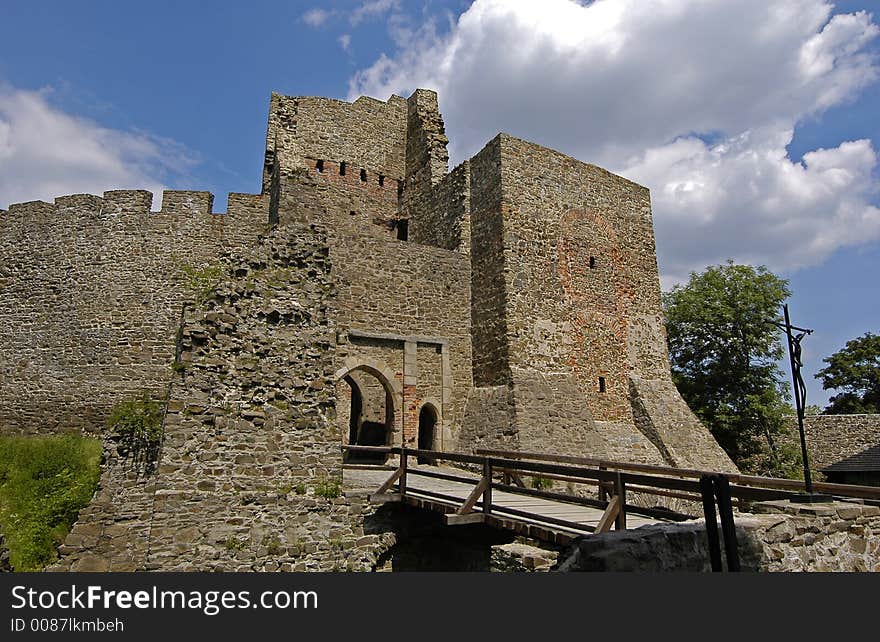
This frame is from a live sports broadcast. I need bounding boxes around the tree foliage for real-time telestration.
[816,332,880,414]
[663,261,801,476]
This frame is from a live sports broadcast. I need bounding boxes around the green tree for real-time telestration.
[816,332,880,414]
[663,261,800,476]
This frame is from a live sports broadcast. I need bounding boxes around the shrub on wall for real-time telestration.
[106,392,165,471]
[0,434,101,571]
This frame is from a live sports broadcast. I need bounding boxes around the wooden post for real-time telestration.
[482,460,493,515]
[400,448,408,498]
[614,471,627,530]
[700,474,722,572]
[714,475,740,572]
[598,465,608,503]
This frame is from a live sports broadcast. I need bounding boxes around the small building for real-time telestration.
[822,444,880,487]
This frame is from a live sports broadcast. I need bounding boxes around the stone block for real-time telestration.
[72,555,110,573]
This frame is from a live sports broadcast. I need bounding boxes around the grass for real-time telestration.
[314,476,342,499]
[531,476,553,490]
[224,536,247,553]
[0,434,101,571]
[178,261,225,305]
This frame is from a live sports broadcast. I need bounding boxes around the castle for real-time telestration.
[0,89,734,571]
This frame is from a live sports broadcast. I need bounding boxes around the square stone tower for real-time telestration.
[262,88,734,471]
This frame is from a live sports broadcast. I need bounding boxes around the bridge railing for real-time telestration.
[343,444,880,569]
[473,447,880,504]
[341,445,880,539]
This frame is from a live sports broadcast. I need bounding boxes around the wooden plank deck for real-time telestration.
[344,464,662,544]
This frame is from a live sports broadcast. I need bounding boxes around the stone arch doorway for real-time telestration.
[417,403,438,464]
[335,358,402,464]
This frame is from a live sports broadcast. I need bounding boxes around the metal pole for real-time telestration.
[782,304,813,495]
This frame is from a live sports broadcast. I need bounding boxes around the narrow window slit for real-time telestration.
[360,168,367,182]
[598,377,606,393]
[396,219,409,241]
[315,159,324,173]
[589,256,596,269]
[378,174,385,187]
[340,161,346,176]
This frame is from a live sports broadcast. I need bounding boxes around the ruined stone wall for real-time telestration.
[750,500,880,571]
[788,414,880,471]
[402,89,449,227]
[0,191,267,434]
[555,501,880,572]
[411,160,471,254]
[46,437,159,572]
[53,225,397,571]
[263,93,408,193]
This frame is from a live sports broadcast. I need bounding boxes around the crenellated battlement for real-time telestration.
[6,200,55,217]
[55,194,104,214]
[158,190,214,216]
[1,190,270,222]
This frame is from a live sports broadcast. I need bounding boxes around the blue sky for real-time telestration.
[1,0,878,408]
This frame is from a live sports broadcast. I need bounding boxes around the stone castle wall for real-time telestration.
[793,414,880,471]
[52,225,396,572]
[0,191,267,434]
[459,134,734,470]
[2,87,745,572]
[263,93,408,193]
[271,163,472,450]
[556,501,880,572]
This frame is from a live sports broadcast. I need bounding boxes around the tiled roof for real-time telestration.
[822,443,880,473]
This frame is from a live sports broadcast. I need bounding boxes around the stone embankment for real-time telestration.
[555,501,880,572]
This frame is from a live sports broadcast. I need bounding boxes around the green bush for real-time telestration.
[225,536,247,553]
[179,262,225,305]
[0,434,101,571]
[314,476,342,499]
[531,476,553,490]
[106,393,164,470]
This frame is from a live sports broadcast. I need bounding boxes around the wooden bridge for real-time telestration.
[343,445,880,547]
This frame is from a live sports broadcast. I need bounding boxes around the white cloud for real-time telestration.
[348,0,880,281]
[339,33,352,52]
[350,0,400,27]
[302,8,334,28]
[0,85,195,210]
[627,130,880,286]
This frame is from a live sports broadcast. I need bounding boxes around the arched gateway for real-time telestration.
[335,358,402,463]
